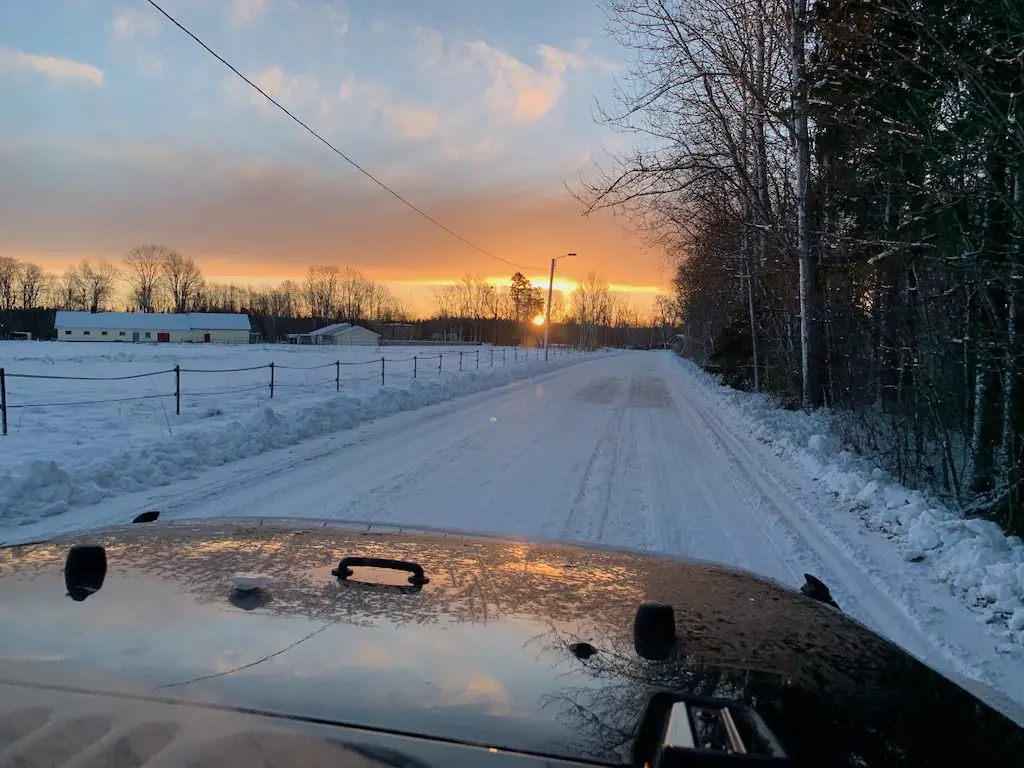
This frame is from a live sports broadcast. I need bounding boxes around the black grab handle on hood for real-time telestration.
[332,557,430,586]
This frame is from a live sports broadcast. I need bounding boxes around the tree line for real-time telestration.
[0,247,409,322]
[580,0,1024,535]
[428,270,676,348]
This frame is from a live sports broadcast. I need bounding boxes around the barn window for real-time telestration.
[64,330,71,336]
[101,331,108,336]
[119,331,126,336]
[83,331,90,336]
[145,332,151,339]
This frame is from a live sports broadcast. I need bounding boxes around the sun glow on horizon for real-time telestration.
[532,314,546,326]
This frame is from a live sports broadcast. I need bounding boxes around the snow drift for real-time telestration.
[671,356,1024,651]
[0,350,590,526]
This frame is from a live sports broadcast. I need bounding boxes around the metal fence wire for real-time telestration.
[0,345,582,435]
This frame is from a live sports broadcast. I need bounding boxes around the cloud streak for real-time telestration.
[111,8,160,39]
[0,141,662,299]
[228,0,271,26]
[0,46,104,85]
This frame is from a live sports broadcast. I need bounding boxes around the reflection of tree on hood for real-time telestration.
[531,620,1024,768]
[11,523,1024,766]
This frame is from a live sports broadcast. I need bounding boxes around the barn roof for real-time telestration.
[54,312,251,331]
[335,325,380,336]
[306,322,352,337]
[305,323,380,337]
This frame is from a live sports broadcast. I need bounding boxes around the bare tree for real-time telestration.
[56,265,87,311]
[80,260,120,313]
[271,280,301,318]
[304,265,340,319]
[337,266,370,321]
[17,262,46,309]
[124,245,168,312]
[572,271,613,349]
[790,0,815,406]
[160,251,203,313]
[0,256,19,311]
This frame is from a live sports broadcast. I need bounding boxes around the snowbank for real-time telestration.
[672,357,1024,651]
[0,344,590,526]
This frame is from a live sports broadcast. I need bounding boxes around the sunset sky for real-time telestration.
[0,0,666,315]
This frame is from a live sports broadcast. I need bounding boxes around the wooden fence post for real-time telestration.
[0,368,7,436]
[336,360,340,392]
[174,365,180,416]
[381,357,385,386]
[269,362,275,399]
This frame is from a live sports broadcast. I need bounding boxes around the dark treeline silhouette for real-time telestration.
[580,0,1024,536]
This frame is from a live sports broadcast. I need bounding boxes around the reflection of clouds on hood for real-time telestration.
[444,672,512,716]
[346,643,393,669]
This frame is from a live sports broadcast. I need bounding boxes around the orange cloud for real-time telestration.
[464,41,574,123]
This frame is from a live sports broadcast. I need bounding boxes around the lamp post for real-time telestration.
[544,252,575,361]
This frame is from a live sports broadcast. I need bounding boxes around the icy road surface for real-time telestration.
[4,350,1023,717]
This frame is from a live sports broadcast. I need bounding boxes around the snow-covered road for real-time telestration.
[4,350,1022,716]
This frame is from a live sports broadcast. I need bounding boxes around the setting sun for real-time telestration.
[532,315,546,326]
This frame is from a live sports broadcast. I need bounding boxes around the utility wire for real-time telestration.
[144,0,541,272]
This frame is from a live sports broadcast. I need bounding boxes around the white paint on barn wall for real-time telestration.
[54,311,252,344]
[58,328,249,343]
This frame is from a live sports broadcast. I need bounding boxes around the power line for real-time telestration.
[144,0,541,273]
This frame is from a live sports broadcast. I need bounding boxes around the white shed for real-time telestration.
[55,312,251,344]
[294,323,381,346]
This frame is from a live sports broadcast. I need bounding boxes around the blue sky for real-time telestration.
[0,1,664,312]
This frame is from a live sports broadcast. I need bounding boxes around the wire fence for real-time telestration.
[0,345,582,436]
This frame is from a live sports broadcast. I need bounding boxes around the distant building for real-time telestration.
[378,322,417,342]
[286,323,381,346]
[55,312,251,344]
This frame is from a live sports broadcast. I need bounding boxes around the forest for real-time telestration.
[579,0,1024,536]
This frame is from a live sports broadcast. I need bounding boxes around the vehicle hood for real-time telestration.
[0,518,1020,766]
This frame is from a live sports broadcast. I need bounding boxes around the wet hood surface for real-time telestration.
[0,518,1020,766]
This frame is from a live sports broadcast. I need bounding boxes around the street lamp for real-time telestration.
[544,252,576,361]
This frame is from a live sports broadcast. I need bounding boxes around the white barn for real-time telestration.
[55,312,251,344]
[288,323,380,346]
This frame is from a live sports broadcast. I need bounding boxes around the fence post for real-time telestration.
[174,365,180,415]
[503,349,506,365]
[0,368,7,436]
[459,351,463,372]
[476,350,479,369]
[515,348,518,364]
[336,360,340,392]
[269,362,275,399]
[414,356,418,379]
[381,356,385,386]
[438,353,443,373]
[490,349,494,367]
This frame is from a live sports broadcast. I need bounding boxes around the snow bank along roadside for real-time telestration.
[671,356,1024,652]
[0,354,591,527]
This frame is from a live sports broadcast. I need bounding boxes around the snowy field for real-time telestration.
[0,341,583,525]
[1,346,1021,720]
